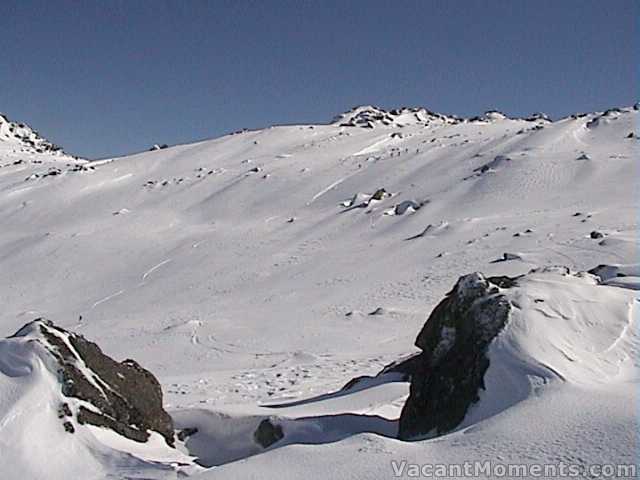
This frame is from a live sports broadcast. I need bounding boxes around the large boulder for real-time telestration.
[398,273,514,440]
[253,418,284,448]
[10,319,175,446]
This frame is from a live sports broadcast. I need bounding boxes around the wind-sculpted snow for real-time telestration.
[0,103,638,478]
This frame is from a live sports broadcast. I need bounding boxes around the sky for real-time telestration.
[0,0,637,159]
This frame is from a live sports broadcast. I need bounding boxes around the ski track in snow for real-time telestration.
[308,176,348,204]
[142,259,173,280]
[91,289,125,309]
[602,301,634,354]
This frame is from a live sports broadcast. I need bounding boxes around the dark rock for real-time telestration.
[391,199,424,215]
[371,188,388,201]
[590,230,604,239]
[490,253,523,263]
[340,353,422,392]
[12,319,175,446]
[398,273,513,440]
[254,418,284,448]
[368,307,387,316]
[63,421,75,434]
[340,375,367,391]
[588,264,627,281]
[57,403,72,419]
[177,427,199,441]
[379,353,423,378]
[473,155,511,174]
[524,112,551,122]
[487,275,520,289]
[42,168,62,178]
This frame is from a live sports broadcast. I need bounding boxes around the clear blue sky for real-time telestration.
[1,0,637,159]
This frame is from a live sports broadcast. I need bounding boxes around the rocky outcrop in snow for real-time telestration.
[0,113,73,158]
[397,265,640,441]
[398,273,515,440]
[8,319,175,446]
[333,105,460,129]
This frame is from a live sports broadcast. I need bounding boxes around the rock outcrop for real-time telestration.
[10,319,175,446]
[332,105,460,129]
[0,113,71,157]
[398,273,515,440]
[253,418,284,448]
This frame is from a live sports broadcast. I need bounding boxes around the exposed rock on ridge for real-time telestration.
[0,113,72,157]
[10,319,175,446]
[398,273,515,440]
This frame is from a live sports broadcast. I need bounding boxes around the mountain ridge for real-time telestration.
[1,102,637,163]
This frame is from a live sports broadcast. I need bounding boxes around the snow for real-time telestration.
[0,104,638,478]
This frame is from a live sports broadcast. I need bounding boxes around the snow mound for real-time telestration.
[489,267,638,385]
[383,199,425,216]
[340,188,391,209]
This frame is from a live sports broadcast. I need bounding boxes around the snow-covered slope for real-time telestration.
[194,267,639,480]
[0,104,637,478]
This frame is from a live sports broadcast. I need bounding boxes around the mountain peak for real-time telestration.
[332,105,460,129]
[0,113,79,162]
